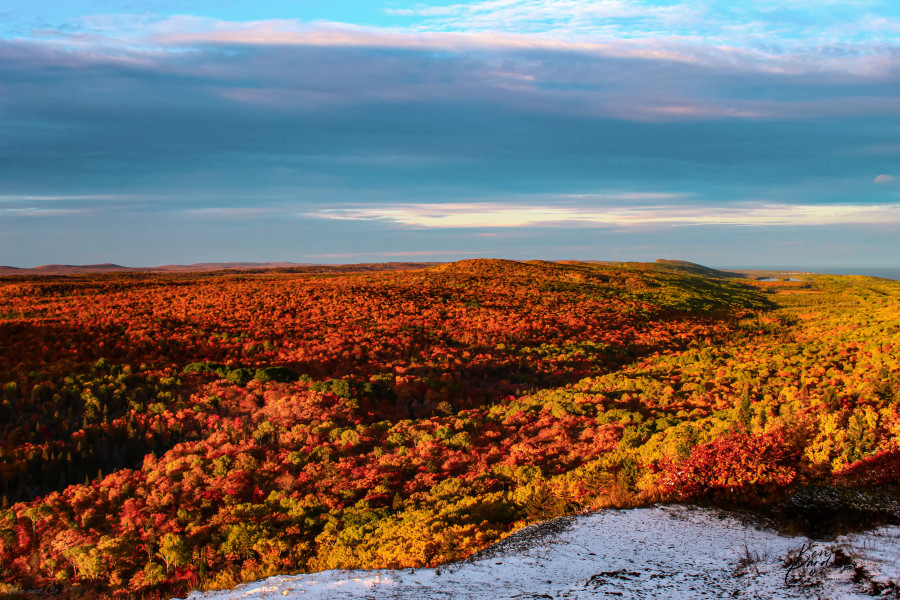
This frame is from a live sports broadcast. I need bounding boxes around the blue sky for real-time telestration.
[1,1,899,267]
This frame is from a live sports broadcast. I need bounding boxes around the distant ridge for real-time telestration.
[0,259,747,278]
[0,261,441,277]
[555,258,747,279]
[32,263,135,274]
[0,262,304,276]
[653,259,746,279]
[152,262,307,272]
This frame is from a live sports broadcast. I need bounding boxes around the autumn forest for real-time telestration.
[1,259,899,598]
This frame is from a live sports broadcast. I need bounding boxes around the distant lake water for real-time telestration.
[722,266,900,280]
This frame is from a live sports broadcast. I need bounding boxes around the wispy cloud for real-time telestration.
[874,174,895,184]
[0,194,135,202]
[4,4,900,266]
[9,22,897,131]
[310,202,900,228]
[386,0,702,36]
[386,0,899,48]
[1,207,89,217]
[182,207,284,220]
[17,10,899,81]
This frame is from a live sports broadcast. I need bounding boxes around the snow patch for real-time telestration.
[180,506,900,600]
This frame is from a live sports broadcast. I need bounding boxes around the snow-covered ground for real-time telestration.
[181,505,900,600]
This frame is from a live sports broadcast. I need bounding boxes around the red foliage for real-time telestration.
[0,260,769,597]
[660,429,801,502]
[836,449,900,486]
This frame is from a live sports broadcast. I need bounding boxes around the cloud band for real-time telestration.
[310,202,900,228]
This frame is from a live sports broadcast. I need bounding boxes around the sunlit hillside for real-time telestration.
[0,260,898,599]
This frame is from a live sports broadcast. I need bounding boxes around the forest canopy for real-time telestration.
[0,260,898,599]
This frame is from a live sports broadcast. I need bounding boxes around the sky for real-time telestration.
[1,1,899,267]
